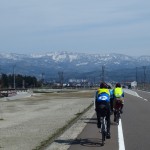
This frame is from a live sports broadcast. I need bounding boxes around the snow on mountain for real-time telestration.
[0,51,145,64]
[0,51,150,80]
[138,56,150,64]
[76,62,88,66]
[0,52,28,60]
[30,52,78,62]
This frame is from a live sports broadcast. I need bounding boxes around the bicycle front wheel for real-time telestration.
[101,122,106,145]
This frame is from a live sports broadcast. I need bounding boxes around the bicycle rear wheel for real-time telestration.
[116,111,120,124]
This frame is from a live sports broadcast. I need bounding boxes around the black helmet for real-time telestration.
[100,82,107,88]
[116,83,121,87]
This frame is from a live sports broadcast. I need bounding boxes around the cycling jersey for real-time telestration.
[97,92,110,102]
[114,87,124,98]
[96,88,110,103]
[98,88,110,96]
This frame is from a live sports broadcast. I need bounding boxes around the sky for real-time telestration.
[0,0,150,56]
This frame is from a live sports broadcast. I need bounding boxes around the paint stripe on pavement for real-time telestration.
[118,119,125,150]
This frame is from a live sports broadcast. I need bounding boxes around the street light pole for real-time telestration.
[136,67,138,82]
[143,66,146,89]
[13,65,16,89]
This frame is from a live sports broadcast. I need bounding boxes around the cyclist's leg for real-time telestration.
[96,110,101,128]
[96,102,106,128]
[96,103,102,128]
[110,98,114,112]
[120,98,124,113]
[106,104,111,138]
[113,99,117,122]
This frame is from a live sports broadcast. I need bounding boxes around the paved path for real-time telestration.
[47,89,150,150]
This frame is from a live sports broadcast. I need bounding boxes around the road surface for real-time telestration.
[49,89,150,150]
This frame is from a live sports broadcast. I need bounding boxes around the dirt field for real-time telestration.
[0,89,95,150]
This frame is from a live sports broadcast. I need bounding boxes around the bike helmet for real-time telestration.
[100,82,108,88]
[116,83,121,87]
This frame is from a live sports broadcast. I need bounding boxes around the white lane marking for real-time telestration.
[137,89,150,94]
[124,89,148,102]
[137,95,148,101]
[118,119,125,150]
[124,89,139,97]
[143,98,148,101]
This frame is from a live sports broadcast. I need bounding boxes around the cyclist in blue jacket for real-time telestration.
[95,82,111,139]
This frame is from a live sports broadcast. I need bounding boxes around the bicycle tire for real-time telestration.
[101,117,106,146]
[116,111,120,124]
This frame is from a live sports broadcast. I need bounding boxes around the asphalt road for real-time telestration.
[67,90,150,150]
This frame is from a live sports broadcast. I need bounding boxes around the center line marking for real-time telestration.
[118,119,125,150]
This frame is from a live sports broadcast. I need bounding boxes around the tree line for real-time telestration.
[0,74,41,89]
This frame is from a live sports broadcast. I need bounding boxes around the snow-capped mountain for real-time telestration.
[0,52,150,81]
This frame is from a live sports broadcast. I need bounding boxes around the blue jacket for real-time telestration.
[95,90,110,103]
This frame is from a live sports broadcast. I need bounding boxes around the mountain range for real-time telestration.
[0,52,150,82]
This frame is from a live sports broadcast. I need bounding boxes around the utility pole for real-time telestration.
[22,80,25,89]
[143,66,146,87]
[101,65,105,82]
[13,65,16,89]
[136,67,138,82]
[0,70,1,97]
[41,72,45,87]
[93,77,95,87]
[58,71,63,88]
[135,67,138,88]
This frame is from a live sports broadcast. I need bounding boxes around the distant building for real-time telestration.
[131,81,137,88]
